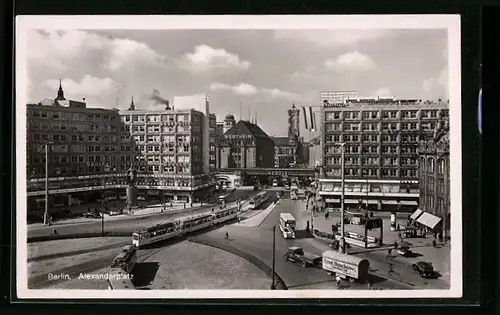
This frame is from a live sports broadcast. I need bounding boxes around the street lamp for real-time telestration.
[43,141,54,226]
[271,225,276,290]
[335,142,346,254]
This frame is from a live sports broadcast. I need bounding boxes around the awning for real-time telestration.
[325,198,340,203]
[400,200,418,206]
[410,208,423,220]
[416,212,442,229]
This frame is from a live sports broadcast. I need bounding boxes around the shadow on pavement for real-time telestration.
[133,262,160,287]
[403,251,424,258]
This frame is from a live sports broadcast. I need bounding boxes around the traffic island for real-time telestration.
[189,237,288,290]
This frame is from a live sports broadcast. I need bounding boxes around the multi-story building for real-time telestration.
[308,136,322,168]
[417,122,450,238]
[26,83,134,213]
[209,113,217,171]
[317,95,449,211]
[118,99,213,204]
[218,120,274,169]
[273,137,301,168]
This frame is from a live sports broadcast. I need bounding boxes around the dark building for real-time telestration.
[218,120,274,169]
[417,122,450,238]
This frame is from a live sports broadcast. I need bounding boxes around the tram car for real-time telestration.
[132,221,182,248]
[211,207,238,225]
[180,213,213,234]
[249,191,268,209]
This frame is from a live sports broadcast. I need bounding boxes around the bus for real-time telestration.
[279,213,296,239]
[180,213,213,234]
[132,221,182,248]
[110,245,137,274]
[249,191,268,209]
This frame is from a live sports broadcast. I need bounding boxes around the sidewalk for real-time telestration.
[295,203,450,287]
[236,201,279,228]
[28,202,206,229]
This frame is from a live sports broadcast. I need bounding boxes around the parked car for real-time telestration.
[412,261,434,278]
[83,212,102,219]
[284,246,321,268]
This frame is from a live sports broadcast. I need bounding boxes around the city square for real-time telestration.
[17,15,461,298]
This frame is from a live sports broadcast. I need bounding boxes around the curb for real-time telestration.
[28,231,133,243]
[190,237,288,290]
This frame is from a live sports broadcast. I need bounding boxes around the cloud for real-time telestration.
[325,51,376,71]
[179,44,251,73]
[262,88,297,100]
[422,67,448,100]
[273,30,392,47]
[27,30,167,73]
[43,75,121,97]
[374,88,393,97]
[209,82,296,100]
[209,82,258,96]
[105,38,167,71]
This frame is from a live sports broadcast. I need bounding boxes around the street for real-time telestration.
[28,190,254,239]
[193,197,411,290]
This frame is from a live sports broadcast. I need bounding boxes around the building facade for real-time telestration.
[316,96,449,211]
[320,97,449,181]
[26,84,134,214]
[273,137,301,168]
[118,101,213,204]
[209,113,217,171]
[218,120,275,169]
[308,136,322,168]
[417,123,450,237]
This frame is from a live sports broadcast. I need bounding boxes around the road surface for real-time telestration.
[193,196,410,290]
[28,190,254,239]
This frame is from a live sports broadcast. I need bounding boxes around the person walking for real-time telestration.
[367,279,373,290]
[388,263,394,275]
[52,228,58,236]
[225,231,229,240]
[335,275,341,288]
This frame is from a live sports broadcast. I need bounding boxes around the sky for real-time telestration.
[25,29,449,138]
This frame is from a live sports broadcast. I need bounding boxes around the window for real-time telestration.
[428,158,435,172]
[428,177,435,190]
[437,159,445,175]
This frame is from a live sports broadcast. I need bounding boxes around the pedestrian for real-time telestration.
[52,228,58,236]
[324,212,328,220]
[432,239,437,247]
[335,275,341,288]
[388,263,394,275]
[225,231,229,240]
[387,248,392,257]
[367,279,373,290]
[394,241,398,250]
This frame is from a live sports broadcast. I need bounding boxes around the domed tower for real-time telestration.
[223,113,236,134]
[288,103,300,142]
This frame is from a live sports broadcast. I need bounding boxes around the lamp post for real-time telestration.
[43,141,54,226]
[271,225,276,289]
[336,142,346,254]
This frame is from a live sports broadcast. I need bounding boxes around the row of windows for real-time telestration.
[325,134,419,143]
[29,111,117,121]
[420,157,447,175]
[324,145,418,155]
[420,176,446,194]
[421,195,447,213]
[324,157,417,166]
[121,125,194,133]
[339,122,439,132]
[325,109,449,121]
[324,168,418,178]
[29,122,116,133]
[120,114,190,123]
[131,135,192,143]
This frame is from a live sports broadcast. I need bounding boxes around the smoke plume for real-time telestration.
[149,89,170,109]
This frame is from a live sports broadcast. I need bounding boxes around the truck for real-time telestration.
[322,250,370,282]
[284,246,322,268]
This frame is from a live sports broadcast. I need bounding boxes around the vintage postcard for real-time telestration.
[16,14,462,299]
